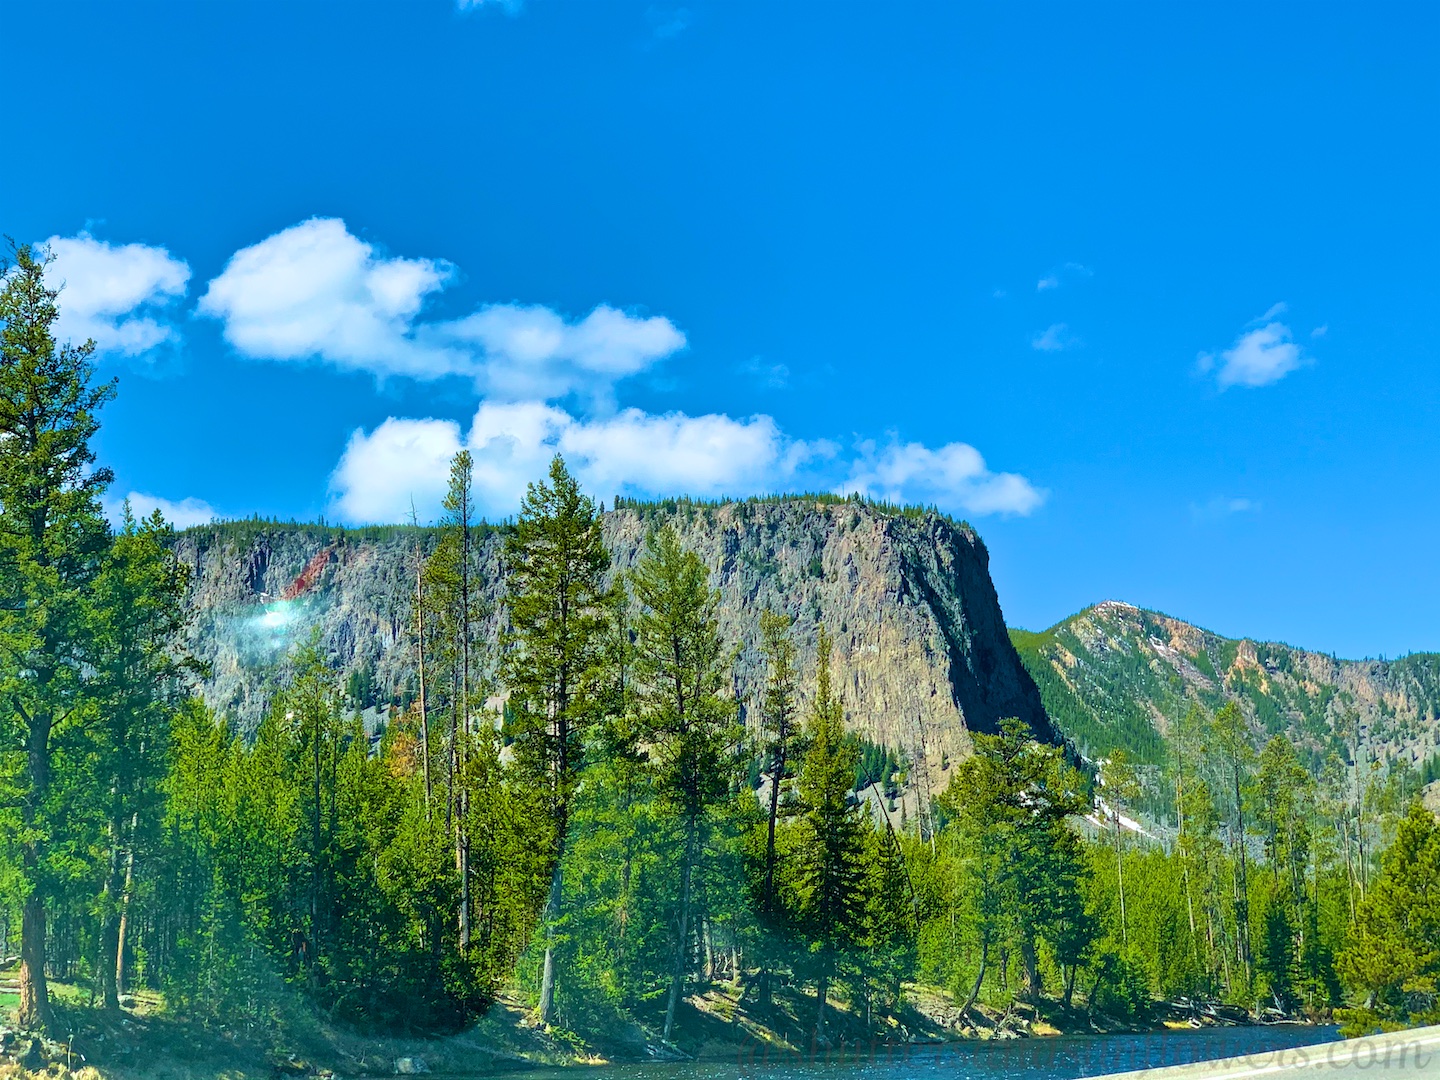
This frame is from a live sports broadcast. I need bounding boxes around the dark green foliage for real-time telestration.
[794,631,867,1036]
[0,242,118,1030]
[630,527,737,1041]
[502,454,611,1024]
[1419,752,1440,788]
[611,491,972,532]
[1009,626,1166,765]
[850,735,904,794]
[1015,604,1440,808]
[1337,801,1440,1034]
[0,273,1419,1047]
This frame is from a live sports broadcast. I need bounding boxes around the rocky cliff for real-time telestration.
[174,499,1053,798]
[1012,600,1440,775]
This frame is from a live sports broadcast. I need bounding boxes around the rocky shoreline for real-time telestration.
[0,980,1329,1080]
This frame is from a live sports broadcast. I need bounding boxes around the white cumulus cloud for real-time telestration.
[198,217,463,378]
[42,233,190,356]
[1199,308,1310,389]
[329,403,807,524]
[328,417,468,525]
[438,302,685,405]
[199,218,685,403]
[841,439,1045,517]
[105,491,218,529]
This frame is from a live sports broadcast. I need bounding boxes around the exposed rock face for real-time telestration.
[1013,600,1440,773]
[174,500,1052,797]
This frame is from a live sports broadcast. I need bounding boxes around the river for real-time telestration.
[498,1025,1342,1080]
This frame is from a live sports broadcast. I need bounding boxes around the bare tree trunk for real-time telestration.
[457,787,471,951]
[18,707,54,1033]
[959,936,988,1017]
[703,918,715,983]
[815,960,830,1042]
[537,860,563,1024]
[663,821,697,1043]
[1233,766,1252,988]
[1114,812,1128,946]
[99,820,125,1011]
[115,828,137,1001]
[18,893,51,1031]
[415,546,431,817]
[1020,936,1040,999]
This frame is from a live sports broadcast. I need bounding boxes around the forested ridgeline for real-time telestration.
[1011,602,1440,783]
[2,242,1439,1065]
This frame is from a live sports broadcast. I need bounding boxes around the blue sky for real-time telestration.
[3,1,1437,659]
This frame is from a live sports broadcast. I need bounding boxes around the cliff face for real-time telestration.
[1012,600,1440,773]
[173,500,1051,797]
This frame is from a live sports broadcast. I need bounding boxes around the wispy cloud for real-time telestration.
[1036,262,1093,292]
[1190,496,1260,523]
[646,5,691,39]
[1198,305,1312,389]
[1031,323,1079,352]
[41,233,190,357]
[456,0,523,14]
[741,356,790,389]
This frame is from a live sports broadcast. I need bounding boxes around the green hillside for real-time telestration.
[1012,601,1440,773]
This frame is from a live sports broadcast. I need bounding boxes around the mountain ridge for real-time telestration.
[173,497,1054,803]
[1011,599,1440,776]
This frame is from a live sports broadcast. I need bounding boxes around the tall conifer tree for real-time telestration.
[503,455,609,1025]
[631,527,734,1043]
[796,628,866,1039]
[0,244,115,1030]
[91,504,191,1009]
[753,608,799,1006]
[425,450,484,954]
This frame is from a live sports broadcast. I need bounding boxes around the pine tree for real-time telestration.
[425,451,486,955]
[1255,735,1318,1011]
[503,454,609,1025]
[942,717,1086,1002]
[753,608,799,1005]
[630,527,735,1043]
[1100,750,1140,946]
[0,243,116,1031]
[795,629,866,1039]
[90,504,191,1009]
[1338,801,1440,1033]
[1212,702,1256,994]
[1171,703,1208,982]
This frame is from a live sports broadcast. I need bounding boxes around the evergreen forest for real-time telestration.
[2,240,1439,1060]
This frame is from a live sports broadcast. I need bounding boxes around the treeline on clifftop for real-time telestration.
[2,243,1438,1048]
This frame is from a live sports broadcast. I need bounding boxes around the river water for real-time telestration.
[504,1026,1341,1080]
